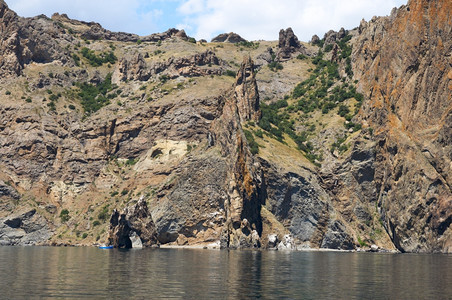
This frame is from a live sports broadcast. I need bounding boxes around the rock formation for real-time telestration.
[234,56,261,123]
[276,28,308,61]
[108,198,159,248]
[0,209,52,245]
[212,57,263,249]
[211,32,247,43]
[113,50,224,83]
[351,0,452,252]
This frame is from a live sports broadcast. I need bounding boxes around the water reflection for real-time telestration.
[0,247,451,299]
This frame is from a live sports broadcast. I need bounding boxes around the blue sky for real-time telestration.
[7,0,407,41]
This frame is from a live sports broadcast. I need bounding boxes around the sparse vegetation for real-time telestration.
[80,47,117,67]
[97,205,110,221]
[268,54,283,72]
[268,61,284,72]
[243,129,259,155]
[235,41,260,49]
[75,73,115,115]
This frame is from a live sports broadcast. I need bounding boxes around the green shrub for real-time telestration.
[5,91,11,95]
[121,189,129,196]
[268,61,283,72]
[188,37,196,43]
[225,70,236,77]
[76,73,113,114]
[82,233,88,239]
[254,129,264,138]
[93,220,100,227]
[125,158,138,166]
[296,54,307,60]
[80,47,117,67]
[98,206,110,221]
[338,105,350,117]
[236,41,259,49]
[243,129,259,155]
[159,75,169,83]
[324,44,334,52]
[60,209,70,222]
[72,54,80,66]
[25,98,32,103]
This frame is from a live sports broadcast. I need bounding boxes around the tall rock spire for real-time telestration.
[234,56,261,123]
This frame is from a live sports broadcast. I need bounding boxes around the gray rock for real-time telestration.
[321,220,355,250]
[277,234,295,250]
[276,27,308,61]
[211,32,247,43]
[310,34,320,45]
[0,209,51,246]
[108,197,160,248]
[267,234,278,248]
[0,180,20,200]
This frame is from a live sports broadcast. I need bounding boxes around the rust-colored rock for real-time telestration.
[352,0,452,252]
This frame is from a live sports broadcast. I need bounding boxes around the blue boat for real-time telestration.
[99,245,113,249]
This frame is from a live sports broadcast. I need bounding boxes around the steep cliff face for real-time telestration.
[212,57,263,248]
[0,0,450,252]
[352,0,452,252]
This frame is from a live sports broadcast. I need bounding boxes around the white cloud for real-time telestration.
[6,0,407,41]
[177,0,407,41]
[7,0,163,35]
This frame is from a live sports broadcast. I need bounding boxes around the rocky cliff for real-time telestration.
[351,0,452,252]
[0,0,450,252]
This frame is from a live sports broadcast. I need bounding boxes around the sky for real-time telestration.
[7,0,407,41]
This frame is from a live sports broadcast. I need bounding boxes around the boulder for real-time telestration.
[370,244,379,252]
[277,234,295,250]
[267,234,278,248]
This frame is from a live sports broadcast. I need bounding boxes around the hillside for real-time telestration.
[0,0,450,252]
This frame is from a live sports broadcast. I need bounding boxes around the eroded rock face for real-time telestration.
[276,28,308,61]
[0,2,74,77]
[0,0,449,252]
[113,50,224,84]
[0,209,52,246]
[261,159,355,250]
[211,57,264,249]
[53,13,189,43]
[234,56,261,123]
[108,198,159,248]
[113,52,151,83]
[352,0,452,252]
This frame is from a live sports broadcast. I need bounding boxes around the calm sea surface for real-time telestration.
[0,246,451,299]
